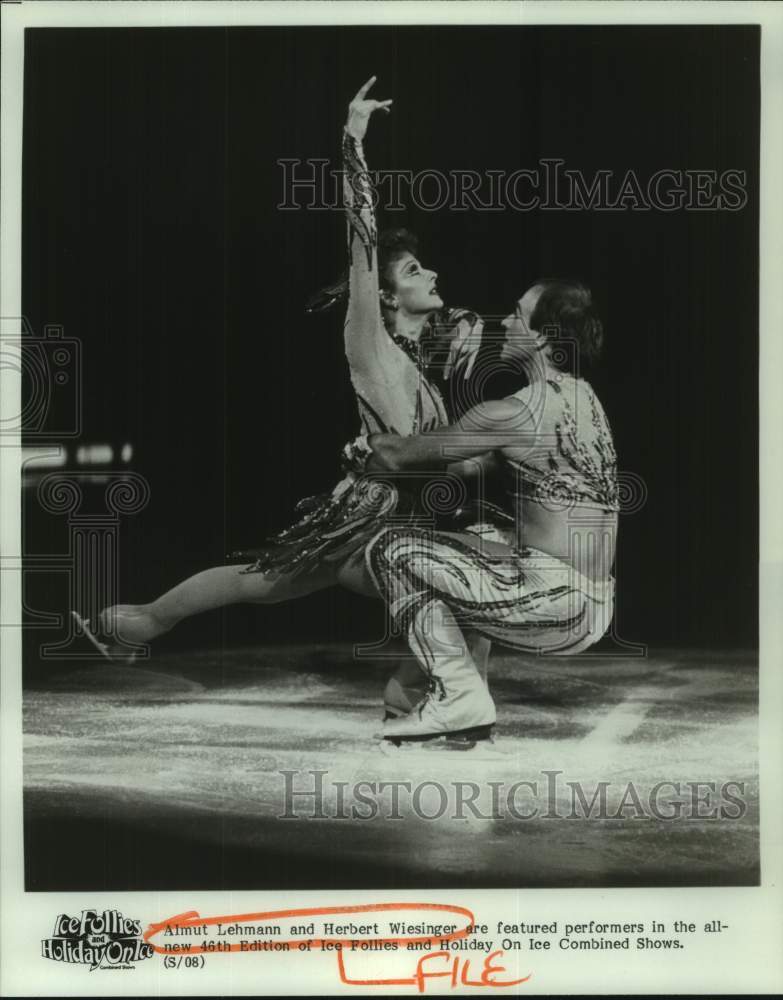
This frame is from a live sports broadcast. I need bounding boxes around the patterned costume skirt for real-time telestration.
[230,459,516,581]
[231,473,413,579]
[365,526,615,655]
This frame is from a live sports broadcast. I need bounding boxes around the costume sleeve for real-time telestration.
[342,128,395,385]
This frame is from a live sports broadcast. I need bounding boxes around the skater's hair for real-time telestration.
[378,228,420,290]
[529,279,604,374]
[305,228,421,313]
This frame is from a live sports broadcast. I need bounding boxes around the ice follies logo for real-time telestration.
[41,910,154,970]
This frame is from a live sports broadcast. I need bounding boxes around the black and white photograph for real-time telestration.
[1,1,782,996]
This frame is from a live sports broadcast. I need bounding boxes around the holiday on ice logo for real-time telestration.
[41,909,154,970]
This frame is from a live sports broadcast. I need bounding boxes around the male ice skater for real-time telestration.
[365,278,619,742]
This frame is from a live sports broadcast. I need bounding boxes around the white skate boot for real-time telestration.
[377,603,496,746]
[382,631,491,720]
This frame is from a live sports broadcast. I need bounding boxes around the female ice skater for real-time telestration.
[74,77,489,698]
[365,278,619,742]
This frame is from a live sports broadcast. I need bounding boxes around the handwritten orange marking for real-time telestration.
[336,948,531,991]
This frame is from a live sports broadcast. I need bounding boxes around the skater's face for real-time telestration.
[500,285,545,362]
[383,254,443,315]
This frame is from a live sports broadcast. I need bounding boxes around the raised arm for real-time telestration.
[343,77,395,383]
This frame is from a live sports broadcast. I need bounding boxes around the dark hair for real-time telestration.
[305,228,419,313]
[378,227,419,291]
[528,279,604,373]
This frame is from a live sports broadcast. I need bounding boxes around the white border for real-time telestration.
[2,2,782,996]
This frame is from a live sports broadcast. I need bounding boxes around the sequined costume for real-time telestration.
[368,532,614,658]
[368,374,618,660]
[504,373,619,516]
[236,131,465,578]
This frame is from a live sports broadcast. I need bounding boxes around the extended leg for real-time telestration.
[96,562,337,646]
[88,535,383,661]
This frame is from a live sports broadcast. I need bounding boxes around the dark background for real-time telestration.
[22,25,759,655]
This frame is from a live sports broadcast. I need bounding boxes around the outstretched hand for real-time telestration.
[346,75,393,141]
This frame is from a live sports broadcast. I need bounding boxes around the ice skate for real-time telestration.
[382,631,491,720]
[377,687,496,746]
[71,611,140,665]
[376,602,497,747]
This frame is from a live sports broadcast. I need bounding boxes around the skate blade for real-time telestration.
[71,611,138,665]
[378,733,508,759]
[382,724,495,748]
